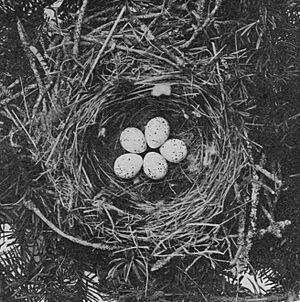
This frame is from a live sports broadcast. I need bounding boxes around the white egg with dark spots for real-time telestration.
[143,152,168,180]
[145,117,170,149]
[114,154,143,179]
[160,139,188,163]
[120,127,147,154]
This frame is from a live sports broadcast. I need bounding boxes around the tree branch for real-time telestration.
[23,200,119,251]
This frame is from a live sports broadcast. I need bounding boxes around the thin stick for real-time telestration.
[139,22,184,67]
[0,84,38,105]
[179,0,224,49]
[240,168,260,270]
[17,19,46,110]
[83,5,126,86]
[255,164,282,186]
[230,184,246,268]
[23,200,119,251]
[4,108,37,150]
[73,0,89,57]
[116,45,179,69]
[209,294,288,302]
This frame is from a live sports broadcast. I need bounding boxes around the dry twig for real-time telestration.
[179,0,224,49]
[83,5,127,86]
[23,200,119,251]
[0,84,38,106]
[255,164,283,186]
[73,0,89,57]
[17,19,48,119]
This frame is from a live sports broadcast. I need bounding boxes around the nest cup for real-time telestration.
[87,90,209,201]
[53,77,246,271]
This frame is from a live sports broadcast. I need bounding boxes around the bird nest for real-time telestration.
[4,0,252,288]
[42,73,248,271]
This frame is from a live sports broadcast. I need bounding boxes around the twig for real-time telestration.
[252,179,275,195]
[17,18,47,119]
[177,266,209,302]
[151,245,185,272]
[4,108,37,150]
[17,19,45,99]
[246,169,261,247]
[209,293,288,302]
[116,45,179,69]
[139,23,185,67]
[31,82,53,120]
[83,5,126,86]
[230,184,246,270]
[0,83,13,99]
[0,84,38,106]
[179,0,224,49]
[23,200,119,251]
[258,205,291,238]
[87,12,161,36]
[29,46,51,77]
[73,0,89,57]
[258,220,291,238]
[261,204,273,223]
[0,79,20,99]
[255,164,282,186]
[232,146,261,277]
[8,79,21,89]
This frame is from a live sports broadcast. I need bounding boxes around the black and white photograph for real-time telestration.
[0,0,299,301]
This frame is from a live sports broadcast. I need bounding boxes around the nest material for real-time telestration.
[44,75,247,271]
[5,0,251,285]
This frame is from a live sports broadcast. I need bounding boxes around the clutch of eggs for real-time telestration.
[120,127,147,154]
[145,117,170,149]
[114,153,143,179]
[160,139,187,163]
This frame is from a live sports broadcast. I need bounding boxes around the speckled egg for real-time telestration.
[160,139,188,163]
[143,152,168,180]
[120,127,147,154]
[145,117,170,149]
[114,154,143,179]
